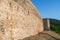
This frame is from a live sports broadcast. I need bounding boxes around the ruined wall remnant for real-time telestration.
[43,19,50,30]
[0,0,43,40]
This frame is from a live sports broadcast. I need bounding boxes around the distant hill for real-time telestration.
[49,19,60,24]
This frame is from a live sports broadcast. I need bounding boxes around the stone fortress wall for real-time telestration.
[0,0,43,40]
[43,19,50,30]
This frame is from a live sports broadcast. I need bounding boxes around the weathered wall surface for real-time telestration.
[0,0,43,40]
[43,19,50,30]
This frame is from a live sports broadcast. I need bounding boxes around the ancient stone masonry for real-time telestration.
[43,19,50,30]
[0,0,43,40]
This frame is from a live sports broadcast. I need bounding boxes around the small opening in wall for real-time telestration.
[28,11,30,15]
[1,28,4,32]
[7,17,8,19]
[10,2,11,7]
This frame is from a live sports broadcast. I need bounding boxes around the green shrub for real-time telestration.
[50,23,60,34]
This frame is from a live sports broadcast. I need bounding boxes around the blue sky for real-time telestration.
[31,0,60,20]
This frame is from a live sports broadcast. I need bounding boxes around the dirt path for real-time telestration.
[42,30,60,39]
[21,30,60,40]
